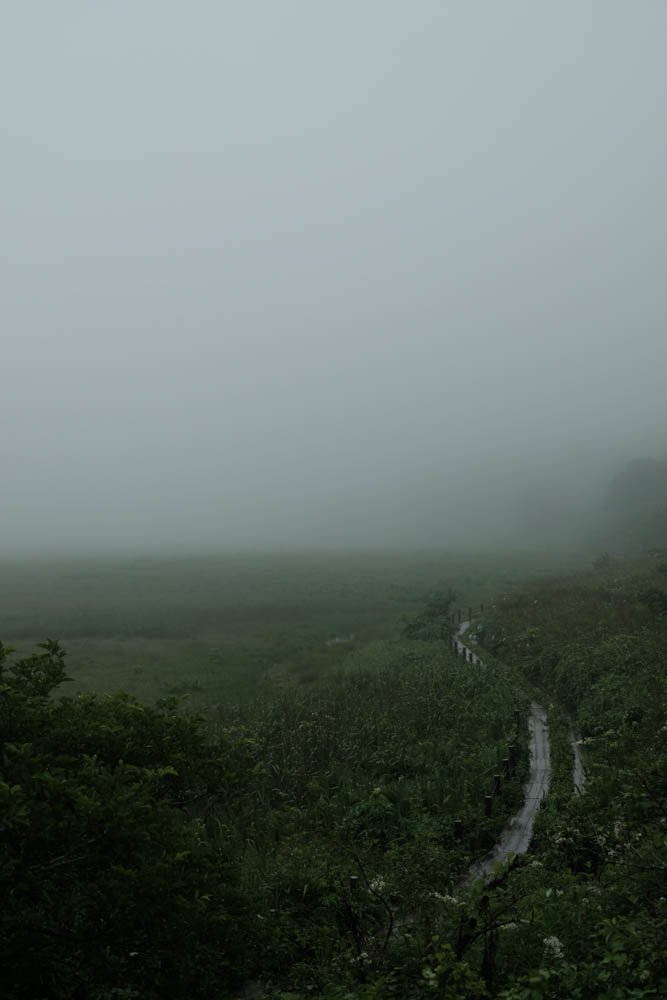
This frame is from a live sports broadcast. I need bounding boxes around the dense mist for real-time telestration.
[3,2,667,555]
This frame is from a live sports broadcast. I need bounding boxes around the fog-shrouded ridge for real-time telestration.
[3,2,667,556]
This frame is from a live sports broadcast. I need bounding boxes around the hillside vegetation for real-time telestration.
[474,554,667,998]
[1,603,531,999]
[2,553,666,997]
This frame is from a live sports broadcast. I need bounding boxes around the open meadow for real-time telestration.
[0,549,579,713]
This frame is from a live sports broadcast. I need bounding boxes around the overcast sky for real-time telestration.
[3,1,667,553]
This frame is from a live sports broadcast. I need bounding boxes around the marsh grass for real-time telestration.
[0,549,576,709]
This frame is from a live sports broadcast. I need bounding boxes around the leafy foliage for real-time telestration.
[0,641,254,999]
[1,624,528,997]
[472,561,667,998]
[6,555,665,997]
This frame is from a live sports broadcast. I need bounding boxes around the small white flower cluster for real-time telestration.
[431,891,459,906]
[543,935,564,959]
[369,876,386,893]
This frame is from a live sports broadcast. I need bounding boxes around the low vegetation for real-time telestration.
[2,551,665,997]
[0,550,575,707]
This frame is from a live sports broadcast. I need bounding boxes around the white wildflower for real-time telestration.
[543,935,564,959]
[370,876,386,893]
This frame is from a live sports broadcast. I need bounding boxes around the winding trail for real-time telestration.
[455,620,552,881]
[452,620,484,665]
[455,617,588,883]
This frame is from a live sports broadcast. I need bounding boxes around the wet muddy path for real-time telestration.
[454,617,586,881]
[466,701,551,880]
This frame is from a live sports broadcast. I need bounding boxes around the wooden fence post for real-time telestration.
[508,744,517,774]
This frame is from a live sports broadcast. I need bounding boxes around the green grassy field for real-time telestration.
[0,549,579,712]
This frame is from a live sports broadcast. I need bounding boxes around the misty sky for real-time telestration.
[3,2,667,553]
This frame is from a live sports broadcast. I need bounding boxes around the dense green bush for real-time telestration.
[0,640,255,999]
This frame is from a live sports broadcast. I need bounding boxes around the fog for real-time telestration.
[3,2,667,555]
